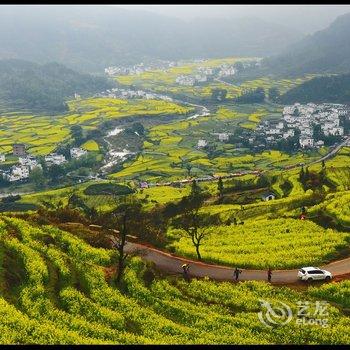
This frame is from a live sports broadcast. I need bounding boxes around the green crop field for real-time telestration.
[109,104,328,182]
[115,57,318,101]
[0,216,349,345]
[0,98,193,156]
[167,218,350,269]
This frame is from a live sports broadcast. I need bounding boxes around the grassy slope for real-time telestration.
[0,216,349,344]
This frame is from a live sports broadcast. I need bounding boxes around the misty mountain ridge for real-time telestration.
[0,6,303,73]
[263,11,350,76]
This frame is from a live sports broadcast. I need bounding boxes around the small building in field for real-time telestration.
[218,133,229,142]
[261,192,276,201]
[197,139,208,148]
[140,181,149,189]
[0,154,5,162]
[13,144,26,156]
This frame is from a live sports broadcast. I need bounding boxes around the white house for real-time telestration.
[18,156,39,170]
[195,74,207,83]
[300,137,314,148]
[261,193,275,201]
[218,66,235,77]
[0,154,5,162]
[218,133,229,142]
[6,165,30,182]
[45,153,67,166]
[197,139,208,148]
[283,129,295,139]
[175,75,195,86]
[70,148,88,159]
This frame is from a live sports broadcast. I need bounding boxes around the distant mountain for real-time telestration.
[263,12,350,76]
[0,59,114,113]
[0,6,303,73]
[278,74,350,104]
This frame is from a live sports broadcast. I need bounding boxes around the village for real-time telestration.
[195,103,349,153]
[93,87,174,102]
[175,63,238,86]
[258,102,348,148]
[104,60,178,76]
[104,58,262,87]
[0,144,89,182]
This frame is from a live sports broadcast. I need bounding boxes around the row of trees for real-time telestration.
[232,87,265,104]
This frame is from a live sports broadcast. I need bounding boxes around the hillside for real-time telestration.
[278,73,350,104]
[0,215,349,344]
[0,6,303,72]
[0,60,114,113]
[263,12,350,76]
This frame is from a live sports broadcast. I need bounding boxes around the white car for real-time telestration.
[298,267,333,282]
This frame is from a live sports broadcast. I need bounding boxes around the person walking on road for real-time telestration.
[234,267,242,281]
[267,268,272,283]
[182,263,190,281]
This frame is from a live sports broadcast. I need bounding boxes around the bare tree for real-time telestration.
[110,198,142,284]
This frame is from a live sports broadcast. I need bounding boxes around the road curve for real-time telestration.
[124,241,350,284]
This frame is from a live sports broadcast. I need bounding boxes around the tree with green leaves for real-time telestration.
[29,166,46,189]
[186,163,192,177]
[299,166,305,184]
[305,167,310,182]
[268,87,280,102]
[70,125,84,146]
[217,177,224,199]
[211,88,227,101]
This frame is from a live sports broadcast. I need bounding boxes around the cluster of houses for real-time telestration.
[175,74,208,86]
[194,102,348,153]
[218,64,236,77]
[196,132,231,148]
[255,103,348,149]
[104,61,177,77]
[0,144,89,183]
[175,63,237,86]
[94,88,173,102]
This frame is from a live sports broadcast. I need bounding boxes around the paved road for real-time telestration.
[123,241,350,284]
[307,136,350,166]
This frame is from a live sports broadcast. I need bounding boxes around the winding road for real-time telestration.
[122,240,350,284]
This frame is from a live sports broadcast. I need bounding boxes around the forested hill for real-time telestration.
[262,12,350,76]
[278,74,350,104]
[0,60,114,114]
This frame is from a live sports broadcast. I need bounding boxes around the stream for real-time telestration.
[99,94,211,175]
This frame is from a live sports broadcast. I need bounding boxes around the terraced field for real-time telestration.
[167,218,350,269]
[110,105,328,182]
[0,98,193,156]
[0,216,349,344]
[115,57,318,101]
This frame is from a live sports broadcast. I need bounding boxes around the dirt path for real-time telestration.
[124,241,350,284]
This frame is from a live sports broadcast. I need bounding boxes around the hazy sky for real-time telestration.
[116,5,350,34]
